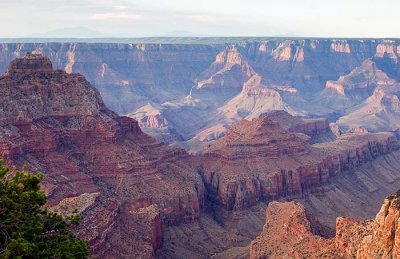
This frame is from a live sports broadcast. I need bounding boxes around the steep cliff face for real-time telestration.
[0,54,205,258]
[249,201,341,259]
[250,191,400,259]
[194,112,398,210]
[191,45,257,104]
[243,39,381,95]
[196,45,256,90]
[357,191,400,258]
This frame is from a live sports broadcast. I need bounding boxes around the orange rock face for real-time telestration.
[249,201,341,259]
[0,54,205,258]
[250,191,400,259]
[357,192,400,258]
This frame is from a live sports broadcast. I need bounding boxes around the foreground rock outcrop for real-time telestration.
[250,190,400,258]
[0,53,205,258]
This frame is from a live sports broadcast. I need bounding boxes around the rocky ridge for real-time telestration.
[0,53,205,258]
[250,190,400,258]
[336,81,400,132]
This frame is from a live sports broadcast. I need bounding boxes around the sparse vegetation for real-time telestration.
[0,160,88,258]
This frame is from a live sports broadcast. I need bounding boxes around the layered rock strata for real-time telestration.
[195,113,397,210]
[0,53,205,258]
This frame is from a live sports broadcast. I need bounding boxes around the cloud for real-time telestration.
[185,15,214,23]
[90,12,143,20]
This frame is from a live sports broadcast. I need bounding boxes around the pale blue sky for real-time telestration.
[1,0,399,37]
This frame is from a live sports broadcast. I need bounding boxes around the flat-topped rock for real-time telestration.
[260,111,335,143]
[6,53,53,75]
[205,115,308,159]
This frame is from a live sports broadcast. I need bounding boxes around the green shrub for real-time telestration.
[0,160,88,258]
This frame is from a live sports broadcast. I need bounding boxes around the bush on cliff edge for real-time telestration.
[0,160,88,258]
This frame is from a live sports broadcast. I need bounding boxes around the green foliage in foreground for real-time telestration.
[0,160,88,258]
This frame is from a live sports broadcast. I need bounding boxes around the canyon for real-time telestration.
[1,39,400,152]
[1,39,400,258]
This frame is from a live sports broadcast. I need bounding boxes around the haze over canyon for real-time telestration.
[1,38,400,258]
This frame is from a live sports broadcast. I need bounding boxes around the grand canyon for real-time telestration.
[1,38,400,258]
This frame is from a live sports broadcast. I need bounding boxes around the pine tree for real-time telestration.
[0,160,88,258]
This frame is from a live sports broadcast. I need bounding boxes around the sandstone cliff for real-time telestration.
[250,191,400,259]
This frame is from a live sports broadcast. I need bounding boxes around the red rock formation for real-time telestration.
[249,201,341,259]
[250,191,400,259]
[0,53,205,258]
[195,113,398,210]
[357,191,400,258]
